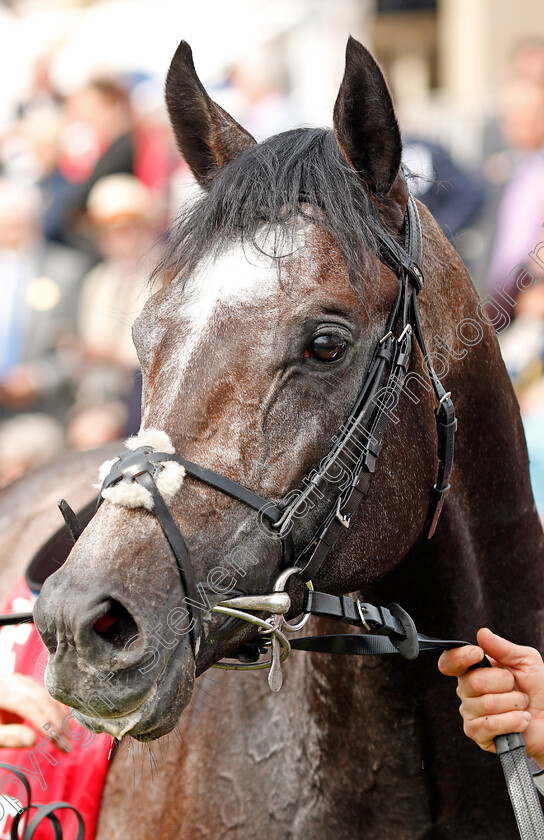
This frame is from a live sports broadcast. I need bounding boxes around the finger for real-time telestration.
[477,628,543,669]
[4,676,69,731]
[438,645,483,677]
[460,690,530,720]
[17,693,68,735]
[458,665,516,698]
[464,709,532,750]
[0,724,36,749]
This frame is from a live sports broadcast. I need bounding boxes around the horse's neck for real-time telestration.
[376,302,544,645]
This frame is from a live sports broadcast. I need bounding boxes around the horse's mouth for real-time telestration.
[73,683,174,741]
[78,660,195,741]
[46,632,196,742]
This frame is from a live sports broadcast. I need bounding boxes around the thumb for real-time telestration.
[476,627,537,668]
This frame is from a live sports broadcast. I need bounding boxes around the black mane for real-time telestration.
[157,127,389,288]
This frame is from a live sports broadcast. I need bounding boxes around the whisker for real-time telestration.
[198,674,226,687]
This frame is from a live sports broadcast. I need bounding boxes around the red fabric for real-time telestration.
[0,579,111,839]
[133,128,172,191]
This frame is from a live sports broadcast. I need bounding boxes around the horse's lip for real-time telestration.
[67,632,196,740]
[72,685,159,739]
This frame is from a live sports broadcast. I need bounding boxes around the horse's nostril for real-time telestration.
[93,600,138,649]
[40,626,58,656]
[93,611,117,635]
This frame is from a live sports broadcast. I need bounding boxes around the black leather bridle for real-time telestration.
[92,194,455,652]
[1,194,455,655]
[67,193,456,658]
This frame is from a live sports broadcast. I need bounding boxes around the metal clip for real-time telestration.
[335,498,351,529]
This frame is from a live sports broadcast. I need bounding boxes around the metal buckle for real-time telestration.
[356,600,371,632]
[379,330,394,345]
[439,391,452,405]
[398,324,413,342]
[335,498,351,529]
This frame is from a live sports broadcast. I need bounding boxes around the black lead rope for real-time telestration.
[0,764,85,840]
[290,589,544,840]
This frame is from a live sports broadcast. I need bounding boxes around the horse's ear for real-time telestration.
[165,40,256,186]
[333,37,403,199]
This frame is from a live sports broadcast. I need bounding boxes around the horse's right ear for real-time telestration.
[333,37,402,199]
[165,41,256,187]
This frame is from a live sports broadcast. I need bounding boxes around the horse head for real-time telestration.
[35,38,446,741]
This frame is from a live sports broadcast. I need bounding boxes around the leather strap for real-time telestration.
[0,763,85,840]
[18,803,85,840]
[290,633,471,657]
[0,612,33,625]
[57,499,85,543]
[146,452,282,523]
[99,448,202,652]
[294,589,470,659]
[409,288,457,537]
[135,471,202,650]
[288,197,433,581]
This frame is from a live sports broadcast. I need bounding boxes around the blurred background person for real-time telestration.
[129,75,179,197]
[51,76,136,254]
[483,73,544,316]
[214,43,302,142]
[0,53,64,184]
[0,178,91,422]
[403,136,485,241]
[66,172,162,449]
[482,39,544,159]
[15,53,64,122]
[499,278,544,524]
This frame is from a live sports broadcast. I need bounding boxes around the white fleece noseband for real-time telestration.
[97,428,186,511]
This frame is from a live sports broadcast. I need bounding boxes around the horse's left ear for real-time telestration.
[165,40,256,186]
[334,37,405,215]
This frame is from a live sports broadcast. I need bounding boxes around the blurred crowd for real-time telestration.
[0,46,303,488]
[0,39,544,520]
[404,40,544,517]
[0,59,175,486]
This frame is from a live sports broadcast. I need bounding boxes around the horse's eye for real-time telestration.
[304,334,348,362]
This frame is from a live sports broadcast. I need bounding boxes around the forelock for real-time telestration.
[153,128,387,293]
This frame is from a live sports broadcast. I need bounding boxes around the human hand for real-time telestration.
[438,627,544,766]
[0,673,69,750]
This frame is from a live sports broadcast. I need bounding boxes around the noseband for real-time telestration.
[86,193,456,671]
